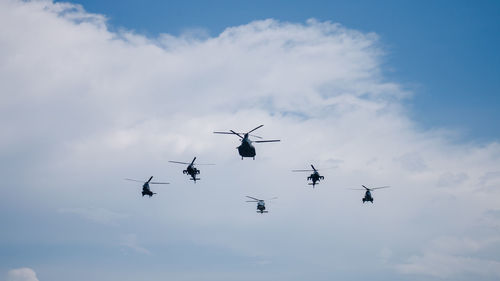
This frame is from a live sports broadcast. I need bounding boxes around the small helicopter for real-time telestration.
[351,185,390,203]
[214,125,280,160]
[292,164,325,188]
[245,196,278,213]
[124,176,169,197]
[168,157,214,183]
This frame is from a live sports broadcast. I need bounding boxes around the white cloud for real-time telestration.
[6,268,39,281]
[0,1,499,280]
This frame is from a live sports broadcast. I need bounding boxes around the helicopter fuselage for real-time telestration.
[183,164,200,181]
[362,190,373,203]
[238,137,256,159]
[256,200,266,213]
[307,171,324,187]
[142,183,155,197]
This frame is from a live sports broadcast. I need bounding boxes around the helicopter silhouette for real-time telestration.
[245,196,278,213]
[351,185,390,203]
[292,164,325,187]
[124,176,169,197]
[168,157,214,183]
[214,125,280,160]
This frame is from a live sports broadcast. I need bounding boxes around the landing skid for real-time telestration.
[240,154,256,160]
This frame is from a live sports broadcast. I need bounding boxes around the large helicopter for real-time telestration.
[245,196,278,213]
[124,176,169,197]
[168,157,214,183]
[214,125,280,160]
[292,164,325,188]
[351,185,390,203]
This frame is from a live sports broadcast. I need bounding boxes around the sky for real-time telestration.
[0,1,499,281]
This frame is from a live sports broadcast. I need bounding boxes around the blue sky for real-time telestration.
[1,1,500,281]
[62,0,500,142]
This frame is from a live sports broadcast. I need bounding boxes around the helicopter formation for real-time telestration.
[124,124,390,213]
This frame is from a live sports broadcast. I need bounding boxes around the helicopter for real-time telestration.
[214,125,280,160]
[351,185,390,203]
[292,164,325,188]
[124,176,169,197]
[245,196,278,213]
[168,157,214,183]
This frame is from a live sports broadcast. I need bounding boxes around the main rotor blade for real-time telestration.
[150,182,170,185]
[246,196,260,201]
[291,169,314,172]
[229,130,244,139]
[196,163,216,166]
[190,157,197,166]
[268,197,278,200]
[214,131,242,139]
[124,178,145,183]
[249,134,263,139]
[362,185,370,190]
[247,124,264,134]
[370,186,390,190]
[245,200,258,202]
[215,132,262,139]
[349,188,366,190]
[311,164,317,171]
[168,161,191,165]
[254,140,280,143]
[214,130,249,140]
[146,176,153,183]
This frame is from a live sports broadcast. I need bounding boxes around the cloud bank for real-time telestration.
[0,1,499,280]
